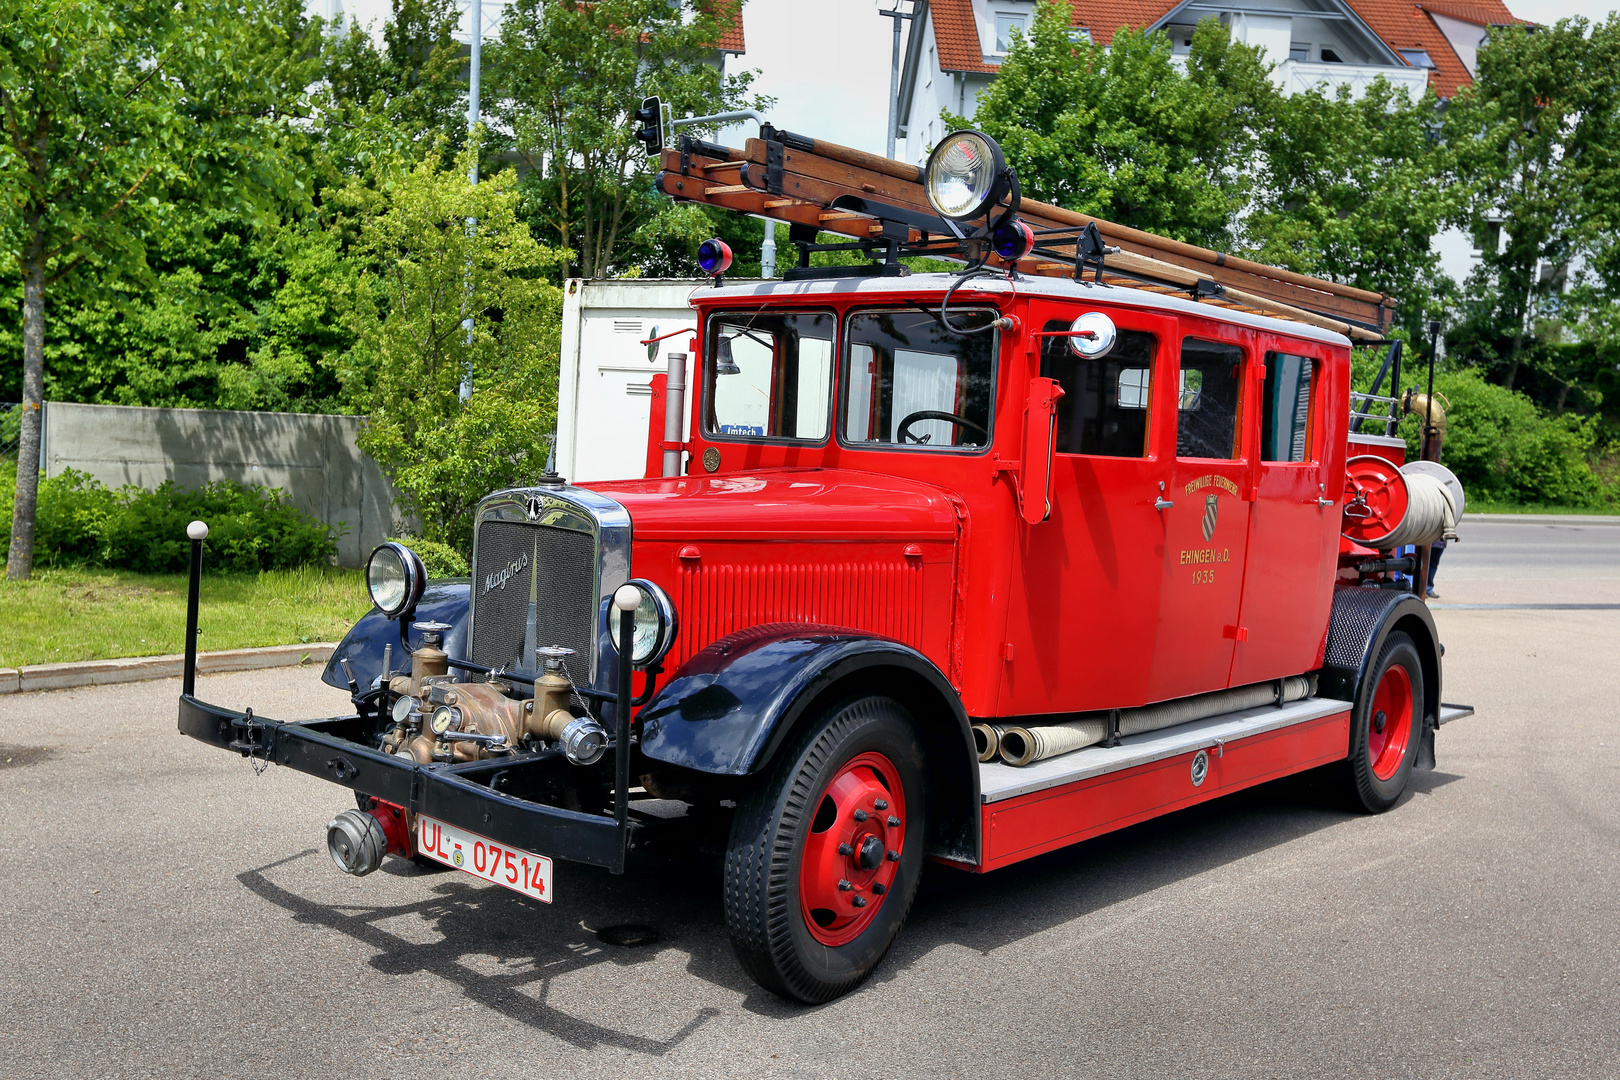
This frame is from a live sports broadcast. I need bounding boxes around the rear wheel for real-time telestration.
[1345,630,1424,813]
[724,695,927,1003]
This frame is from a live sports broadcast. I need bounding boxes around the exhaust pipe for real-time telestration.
[327,809,389,876]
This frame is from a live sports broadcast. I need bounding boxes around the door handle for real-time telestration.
[1154,481,1173,511]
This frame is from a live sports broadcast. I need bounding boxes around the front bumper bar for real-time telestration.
[179,695,633,872]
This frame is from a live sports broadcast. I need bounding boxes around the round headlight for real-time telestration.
[366,542,426,619]
[430,705,458,736]
[925,130,1007,220]
[607,578,678,666]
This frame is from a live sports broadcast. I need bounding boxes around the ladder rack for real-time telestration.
[656,127,1394,340]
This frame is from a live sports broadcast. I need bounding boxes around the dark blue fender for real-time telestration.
[637,623,981,864]
[321,579,471,693]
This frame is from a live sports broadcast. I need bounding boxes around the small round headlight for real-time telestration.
[366,542,426,619]
[607,578,678,666]
[925,130,1007,220]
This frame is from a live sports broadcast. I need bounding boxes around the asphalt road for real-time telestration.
[2,524,1617,1079]
[1443,514,1620,582]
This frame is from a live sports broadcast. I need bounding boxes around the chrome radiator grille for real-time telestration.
[470,519,598,676]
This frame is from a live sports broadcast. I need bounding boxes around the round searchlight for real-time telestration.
[925,130,1007,221]
[607,578,678,666]
[366,542,426,619]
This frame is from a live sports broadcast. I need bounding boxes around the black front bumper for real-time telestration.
[179,695,633,872]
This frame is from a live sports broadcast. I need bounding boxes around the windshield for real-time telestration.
[703,310,835,442]
[840,308,996,451]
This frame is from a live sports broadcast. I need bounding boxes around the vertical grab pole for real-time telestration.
[612,584,641,868]
[183,520,209,697]
[662,351,687,477]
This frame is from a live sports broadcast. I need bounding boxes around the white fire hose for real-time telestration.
[990,675,1316,767]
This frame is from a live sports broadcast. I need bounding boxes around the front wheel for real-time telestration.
[1344,630,1425,813]
[723,695,928,1003]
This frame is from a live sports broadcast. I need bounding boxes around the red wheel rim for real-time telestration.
[1367,663,1414,781]
[798,751,905,947]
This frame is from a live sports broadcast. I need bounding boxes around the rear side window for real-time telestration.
[704,310,834,441]
[1039,320,1157,457]
[840,309,996,450]
[1176,339,1244,460]
[1260,351,1317,463]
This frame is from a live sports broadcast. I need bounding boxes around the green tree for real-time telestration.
[956,1,1276,250]
[490,0,761,277]
[1251,80,1455,336]
[350,140,568,551]
[0,0,310,578]
[1445,17,1620,393]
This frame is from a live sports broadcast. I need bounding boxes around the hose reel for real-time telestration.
[1341,455,1463,550]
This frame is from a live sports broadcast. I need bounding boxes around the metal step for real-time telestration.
[1438,703,1474,726]
[978,696,1354,804]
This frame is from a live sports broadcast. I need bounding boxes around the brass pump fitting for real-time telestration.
[409,622,452,694]
[1402,389,1448,440]
[527,646,580,741]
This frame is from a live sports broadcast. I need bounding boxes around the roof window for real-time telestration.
[1399,48,1436,68]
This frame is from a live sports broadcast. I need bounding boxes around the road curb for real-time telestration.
[0,643,336,695]
[1462,513,1620,526]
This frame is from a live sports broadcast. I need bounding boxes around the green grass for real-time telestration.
[1464,499,1620,515]
[1,566,371,668]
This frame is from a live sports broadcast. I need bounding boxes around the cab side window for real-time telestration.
[1260,351,1317,463]
[705,310,835,441]
[1039,320,1156,457]
[1177,339,1244,460]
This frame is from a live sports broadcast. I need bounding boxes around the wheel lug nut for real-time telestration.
[852,896,867,908]
[837,843,854,856]
[837,879,852,891]
[871,882,886,896]
[853,809,868,822]
[887,815,901,827]
[886,850,899,861]
[874,799,888,811]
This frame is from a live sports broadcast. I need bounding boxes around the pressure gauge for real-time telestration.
[430,705,459,737]
[391,695,415,725]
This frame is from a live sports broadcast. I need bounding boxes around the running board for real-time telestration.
[978,696,1354,804]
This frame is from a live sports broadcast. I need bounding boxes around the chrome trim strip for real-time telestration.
[467,484,632,697]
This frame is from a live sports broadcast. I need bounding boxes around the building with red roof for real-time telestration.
[896,0,1523,164]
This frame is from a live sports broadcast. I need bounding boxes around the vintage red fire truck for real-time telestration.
[179,120,1469,1003]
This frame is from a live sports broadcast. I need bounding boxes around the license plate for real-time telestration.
[416,815,553,904]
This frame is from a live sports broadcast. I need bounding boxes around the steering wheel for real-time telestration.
[896,410,989,445]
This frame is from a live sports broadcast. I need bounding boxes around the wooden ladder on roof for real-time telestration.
[656,126,1394,340]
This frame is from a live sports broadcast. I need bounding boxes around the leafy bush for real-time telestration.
[2,464,340,572]
[388,536,468,578]
[1404,370,1601,506]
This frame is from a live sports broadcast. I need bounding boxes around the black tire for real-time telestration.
[1344,630,1425,813]
[724,695,928,1004]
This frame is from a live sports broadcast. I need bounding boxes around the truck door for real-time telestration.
[1230,348,1336,685]
[1147,335,1255,701]
[1007,301,1173,714]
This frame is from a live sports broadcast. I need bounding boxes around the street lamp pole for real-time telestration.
[878,2,914,161]
[460,0,482,401]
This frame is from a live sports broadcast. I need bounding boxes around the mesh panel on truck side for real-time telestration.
[470,520,598,676]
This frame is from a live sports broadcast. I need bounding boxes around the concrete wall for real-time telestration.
[40,402,398,568]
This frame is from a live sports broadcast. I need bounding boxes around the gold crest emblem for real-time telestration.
[1202,492,1219,541]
